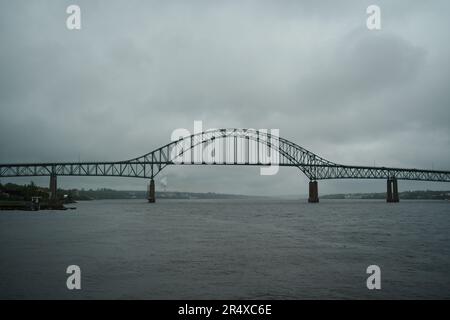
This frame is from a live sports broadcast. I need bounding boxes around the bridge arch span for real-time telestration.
[125,128,336,180]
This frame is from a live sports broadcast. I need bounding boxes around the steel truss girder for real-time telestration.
[1,129,449,182]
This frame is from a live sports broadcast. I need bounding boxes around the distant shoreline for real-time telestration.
[1,182,449,202]
[322,190,450,200]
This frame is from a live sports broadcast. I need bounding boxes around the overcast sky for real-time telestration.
[0,0,449,196]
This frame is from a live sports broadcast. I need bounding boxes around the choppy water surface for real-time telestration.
[0,199,449,299]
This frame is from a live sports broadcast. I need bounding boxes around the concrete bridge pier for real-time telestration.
[49,173,57,201]
[308,180,319,203]
[49,173,58,201]
[386,177,399,202]
[148,178,155,203]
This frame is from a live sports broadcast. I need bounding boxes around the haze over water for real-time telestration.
[1,199,449,299]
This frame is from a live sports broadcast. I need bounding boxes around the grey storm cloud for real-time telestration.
[0,0,449,195]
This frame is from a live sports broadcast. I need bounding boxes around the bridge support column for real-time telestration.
[308,180,319,203]
[386,177,399,202]
[49,173,57,201]
[148,178,155,203]
[392,177,399,202]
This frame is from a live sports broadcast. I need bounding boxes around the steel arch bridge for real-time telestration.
[1,128,449,202]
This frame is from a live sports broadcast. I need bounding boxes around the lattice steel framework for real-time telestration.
[1,129,449,182]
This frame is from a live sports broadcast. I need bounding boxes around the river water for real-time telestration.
[0,199,449,299]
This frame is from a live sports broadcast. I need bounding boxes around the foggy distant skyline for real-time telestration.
[1,0,449,195]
